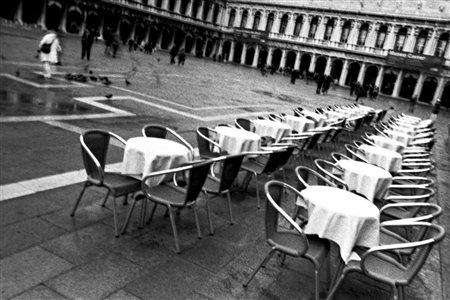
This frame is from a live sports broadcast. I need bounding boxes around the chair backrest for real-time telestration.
[392,176,434,188]
[305,131,323,150]
[196,127,220,158]
[345,144,369,163]
[81,129,126,184]
[275,144,296,169]
[330,152,351,163]
[380,202,442,223]
[362,222,445,285]
[235,118,255,132]
[142,124,167,138]
[295,166,337,191]
[314,159,348,190]
[264,180,309,256]
[213,154,246,192]
[262,148,289,174]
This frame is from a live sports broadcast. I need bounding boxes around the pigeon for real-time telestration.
[105,94,113,100]
[100,76,111,85]
[90,76,98,81]
[125,79,131,86]
[15,70,20,77]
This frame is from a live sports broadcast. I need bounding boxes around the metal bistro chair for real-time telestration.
[330,152,352,163]
[202,153,246,234]
[243,180,330,300]
[121,160,214,253]
[344,144,369,163]
[325,222,445,300]
[70,129,142,237]
[314,158,349,190]
[235,118,255,132]
[196,127,228,159]
[142,124,194,158]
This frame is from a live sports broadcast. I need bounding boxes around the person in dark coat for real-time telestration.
[170,46,178,64]
[430,99,441,121]
[290,69,299,84]
[355,82,365,102]
[81,28,95,61]
[409,94,418,113]
[316,73,325,94]
[178,49,186,66]
[350,81,356,95]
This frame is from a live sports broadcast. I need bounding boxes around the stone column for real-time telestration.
[271,12,280,33]
[324,57,332,75]
[252,45,260,67]
[294,51,301,70]
[247,10,255,30]
[339,59,349,86]
[357,62,366,83]
[280,49,287,69]
[309,53,317,73]
[228,40,235,62]
[196,0,204,19]
[180,35,186,49]
[59,4,68,33]
[299,15,310,38]
[365,22,378,48]
[432,77,445,103]
[445,40,450,59]
[174,0,181,13]
[348,21,360,45]
[404,27,417,52]
[424,29,437,55]
[156,29,163,48]
[168,30,176,49]
[392,70,404,98]
[413,73,425,97]
[286,14,294,35]
[266,47,273,65]
[129,21,137,41]
[186,0,193,17]
[259,10,268,31]
[375,66,384,87]
[202,39,208,56]
[38,0,47,30]
[216,40,223,57]
[14,0,23,25]
[240,43,247,65]
[314,16,326,40]
[331,18,343,42]
[384,25,397,50]
[206,5,213,22]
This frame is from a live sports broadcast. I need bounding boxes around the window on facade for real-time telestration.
[212,4,220,24]
[435,32,449,57]
[340,21,351,43]
[293,15,302,36]
[180,0,188,15]
[413,30,428,54]
[253,11,261,30]
[168,0,176,11]
[142,0,148,5]
[324,19,334,40]
[240,10,248,28]
[375,25,387,48]
[308,17,318,38]
[155,0,163,8]
[202,1,209,20]
[279,14,288,34]
[228,9,236,27]
[357,23,369,46]
[394,27,408,51]
[266,13,274,32]
[191,0,200,17]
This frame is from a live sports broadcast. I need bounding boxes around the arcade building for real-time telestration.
[2,0,449,106]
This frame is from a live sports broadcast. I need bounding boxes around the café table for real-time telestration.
[215,126,261,155]
[336,159,393,202]
[301,110,328,127]
[298,186,380,263]
[359,144,403,172]
[384,130,414,146]
[284,115,315,133]
[122,137,191,185]
[389,125,416,136]
[371,135,406,154]
[253,119,291,142]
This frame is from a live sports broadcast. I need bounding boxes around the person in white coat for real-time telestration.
[38,30,61,78]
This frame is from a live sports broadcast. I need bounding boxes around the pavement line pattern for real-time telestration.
[0,73,92,88]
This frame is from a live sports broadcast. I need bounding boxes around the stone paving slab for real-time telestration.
[10,285,67,300]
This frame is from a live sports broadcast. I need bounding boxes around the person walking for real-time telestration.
[81,28,95,61]
[355,82,365,102]
[409,94,418,113]
[177,49,186,66]
[38,30,61,79]
[430,99,441,121]
[170,46,178,64]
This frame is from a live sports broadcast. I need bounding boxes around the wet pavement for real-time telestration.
[0,23,449,300]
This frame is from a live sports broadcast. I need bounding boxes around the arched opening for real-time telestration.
[228,9,236,27]
[340,21,351,43]
[285,51,296,69]
[160,28,173,49]
[346,62,360,86]
[435,32,449,57]
[375,25,388,48]
[119,18,132,44]
[394,27,408,51]
[45,1,63,31]
[66,6,83,34]
[245,47,255,65]
[279,14,289,34]
[308,17,318,38]
[134,22,147,44]
[293,15,303,36]
[22,0,45,24]
[205,39,214,57]
[184,35,194,53]
[271,48,282,69]
[103,12,120,37]
[441,83,450,108]
[265,12,274,32]
[331,59,343,81]
[195,38,204,57]
[240,10,248,28]
[258,48,268,67]
[419,77,438,103]
[323,19,334,40]
[148,25,160,48]
[381,69,397,95]
[253,11,261,30]
[233,42,243,63]
[222,40,231,61]
[300,54,311,74]
[173,29,185,48]
[357,23,369,46]
[399,72,419,99]
[414,29,428,54]
[363,65,379,87]
[314,56,327,74]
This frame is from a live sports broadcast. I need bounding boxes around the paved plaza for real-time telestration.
[1,24,449,300]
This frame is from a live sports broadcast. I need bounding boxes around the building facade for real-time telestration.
[2,0,450,106]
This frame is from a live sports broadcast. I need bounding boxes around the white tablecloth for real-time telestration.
[384,130,413,146]
[336,160,393,201]
[360,144,402,172]
[284,115,315,133]
[122,137,191,185]
[389,125,416,136]
[301,110,327,127]
[253,119,291,142]
[215,126,261,155]
[299,186,380,263]
[372,135,406,154]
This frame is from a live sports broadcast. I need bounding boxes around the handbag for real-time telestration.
[40,41,53,54]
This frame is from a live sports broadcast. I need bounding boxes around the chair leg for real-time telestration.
[146,202,158,224]
[193,204,202,239]
[122,194,128,206]
[243,248,276,287]
[111,197,119,238]
[101,190,110,207]
[255,174,260,209]
[70,182,88,216]
[167,206,181,254]
[139,196,147,229]
[325,269,347,300]
[314,269,320,300]
[204,193,214,235]
[121,195,139,235]
[226,192,234,225]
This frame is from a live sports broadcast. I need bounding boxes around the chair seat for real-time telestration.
[268,231,329,261]
[101,172,141,196]
[201,151,228,159]
[354,252,408,285]
[202,176,222,194]
[380,230,413,257]
[241,158,266,174]
[147,183,192,207]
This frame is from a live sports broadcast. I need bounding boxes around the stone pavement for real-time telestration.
[1,24,449,300]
